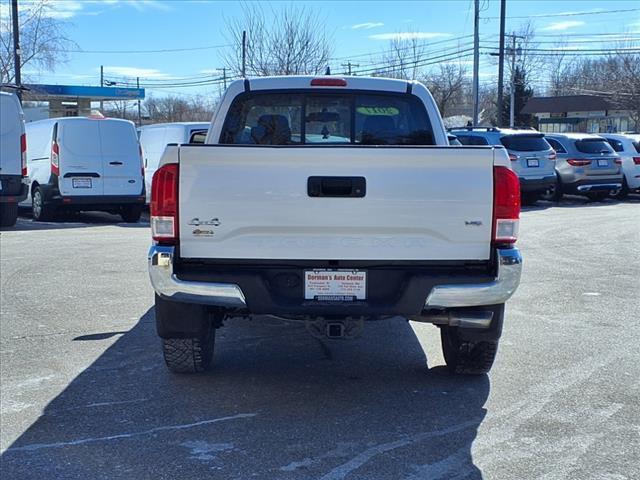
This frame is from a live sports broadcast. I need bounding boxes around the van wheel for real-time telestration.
[440,326,499,375]
[120,204,142,223]
[161,328,216,373]
[32,187,54,221]
[0,203,19,227]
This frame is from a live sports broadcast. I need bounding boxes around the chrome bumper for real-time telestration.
[148,245,247,307]
[424,248,522,308]
[576,183,621,192]
[149,245,521,311]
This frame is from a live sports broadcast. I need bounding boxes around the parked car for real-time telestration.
[601,133,640,198]
[138,122,209,203]
[148,76,523,376]
[21,117,145,222]
[543,133,623,201]
[0,91,29,226]
[449,126,556,205]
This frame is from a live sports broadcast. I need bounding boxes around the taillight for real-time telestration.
[21,133,27,176]
[567,159,591,167]
[493,166,520,245]
[310,78,347,87]
[151,163,179,244]
[548,151,557,161]
[508,153,518,161]
[51,141,60,175]
[633,157,640,165]
[614,158,622,165]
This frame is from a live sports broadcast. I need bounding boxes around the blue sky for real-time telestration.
[5,0,640,98]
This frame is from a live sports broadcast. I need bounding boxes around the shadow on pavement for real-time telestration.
[1,308,490,479]
[0,210,149,232]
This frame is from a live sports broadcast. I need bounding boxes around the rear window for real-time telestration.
[574,139,615,154]
[633,141,640,153]
[456,135,489,146]
[605,138,624,152]
[500,135,550,152]
[220,91,434,145]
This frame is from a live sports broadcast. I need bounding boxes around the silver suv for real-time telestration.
[543,133,622,201]
[449,127,556,204]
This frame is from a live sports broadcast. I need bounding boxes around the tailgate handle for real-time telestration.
[109,161,124,166]
[308,176,366,198]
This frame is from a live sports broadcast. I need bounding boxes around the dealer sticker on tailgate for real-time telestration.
[305,270,366,301]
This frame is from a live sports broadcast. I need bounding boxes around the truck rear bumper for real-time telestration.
[149,246,522,314]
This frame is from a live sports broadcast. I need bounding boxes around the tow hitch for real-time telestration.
[305,318,364,340]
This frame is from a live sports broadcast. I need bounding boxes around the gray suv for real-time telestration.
[543,133,622,201]
[449,127,556,204]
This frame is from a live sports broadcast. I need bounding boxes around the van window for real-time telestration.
[546,138,566,153]
[605,138,624,152]
[500,135,551,152]
[456,135,489,146]
[220,91,434,145]
[574,139,614,154]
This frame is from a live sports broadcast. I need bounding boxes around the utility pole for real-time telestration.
[11,0,22,102]
[136,77,142,127]
[100,65,104,112]
[341,61,359,76]
[472,0,480,125]
[241,30,247,77]
[497,0,506,126]
[222,67,227,89]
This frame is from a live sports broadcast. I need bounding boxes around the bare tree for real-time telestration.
[141,95,218,123]
[423,63,469,117]
[223,4,332,77]
[375,35,427,80]
[0,0,75,84]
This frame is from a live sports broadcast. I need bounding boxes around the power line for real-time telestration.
[65,44,234,54]
[485,7,640,19]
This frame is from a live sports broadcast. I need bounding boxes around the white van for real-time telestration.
[138,122,208,202]
[22,117,145,222]
[0,91,28,227]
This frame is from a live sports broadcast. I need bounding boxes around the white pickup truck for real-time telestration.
[148,76,522,375]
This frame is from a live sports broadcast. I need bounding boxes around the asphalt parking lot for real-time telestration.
[1,196,639,480]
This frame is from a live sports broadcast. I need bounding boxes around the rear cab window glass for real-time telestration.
[220,91,434,145]
[574,139,615,154]
[500,135,551,152]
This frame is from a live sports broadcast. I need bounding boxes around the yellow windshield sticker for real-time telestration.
[356,107,400,116]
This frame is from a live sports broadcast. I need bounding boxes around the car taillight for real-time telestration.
[493,166,520,246]
[548,151,556,161]
[508,153,518,161]
[633,157,640,165]
[567,159,591,167]
[21,133,27,176]
[51,141,60,175]
[151,163,179,244]
[614,158,622,165]
[310,78,347,87]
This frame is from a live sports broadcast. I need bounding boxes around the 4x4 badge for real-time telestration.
[188,217,221,227]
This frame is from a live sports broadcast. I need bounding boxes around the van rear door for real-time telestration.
[57,119,105,197]
[99,120,143,196]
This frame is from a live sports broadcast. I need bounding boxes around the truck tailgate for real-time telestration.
[178,146,495,261]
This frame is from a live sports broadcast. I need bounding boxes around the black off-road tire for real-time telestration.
[162,328,216,373]
[120,204,143,223]
[0,203,19,227]
[440,326,499,375]
[32,187,55,221]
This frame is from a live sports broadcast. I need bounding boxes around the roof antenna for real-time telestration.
[325,66,331,75]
